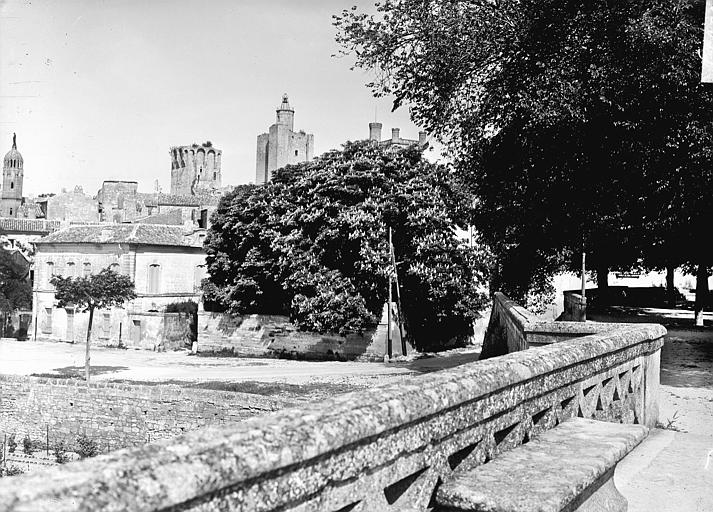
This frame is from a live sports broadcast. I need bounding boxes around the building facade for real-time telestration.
[32,224,207,347]
[1,133,24,218]
[170,142,222,195]
[256,94,314,184]
[367,123,428,149]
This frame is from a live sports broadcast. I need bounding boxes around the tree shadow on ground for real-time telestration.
[31,366,129,379]
[108,378,366,403]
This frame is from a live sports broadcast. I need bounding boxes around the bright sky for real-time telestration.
[0,0,423,196]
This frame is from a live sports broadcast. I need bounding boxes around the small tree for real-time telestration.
[51,269,136,381]
[7,433,17,453]
[53,441,70,464]
[22,434,34,455]
[75,433,98,459]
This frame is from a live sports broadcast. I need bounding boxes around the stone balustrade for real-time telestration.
[0,294,665,512]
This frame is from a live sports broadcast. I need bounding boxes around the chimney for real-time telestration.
[369,122,383,141]
[418,131,428,146]
[391,128,400,142]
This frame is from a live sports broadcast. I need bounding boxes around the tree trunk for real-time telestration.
[694,264,709,327]
[666,264,676,309]
[85,307,94,382]
[596,264,608,289]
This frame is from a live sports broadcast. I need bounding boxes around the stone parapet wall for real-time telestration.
[0,375,289,454]
[480,292,624,357]
[0,295,665,511]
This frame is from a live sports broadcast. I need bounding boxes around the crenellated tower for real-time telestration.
[2,133,24,217]
[169,142,222,196]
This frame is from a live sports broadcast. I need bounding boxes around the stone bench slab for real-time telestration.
[436,418,649,512]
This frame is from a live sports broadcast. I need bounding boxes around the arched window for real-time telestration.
[110,262,120,274]
[148,264,161,293]
[9,208,12,216]
[83,262,92,277]
[10,182,14,189]
[66,262,76,278]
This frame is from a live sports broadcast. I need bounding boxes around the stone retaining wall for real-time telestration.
[0,375,289,454]
[197,309,409,361]
[0,294,665,511]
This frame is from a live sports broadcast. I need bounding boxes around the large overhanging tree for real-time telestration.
[335,0,713,320]
[204,140,490,351]
[51,269,136,381]
[0,243,32,329]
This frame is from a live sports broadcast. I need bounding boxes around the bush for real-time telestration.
[0,465,24,478]
[54,440,70,464]
[7,433,17,453]
[75,433,98,459]
[22,434,35,455]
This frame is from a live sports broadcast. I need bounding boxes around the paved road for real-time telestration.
[591,308,713,512]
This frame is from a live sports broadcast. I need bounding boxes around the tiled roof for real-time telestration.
[0,217,61,234]
[137,193,219,207]
[36,224,204,247]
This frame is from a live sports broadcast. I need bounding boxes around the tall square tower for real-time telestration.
[256,94,314,184]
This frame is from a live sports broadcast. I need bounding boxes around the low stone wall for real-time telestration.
[0,375,289,454]
[562,290,587,321]
[0,294,665,511]
[125,311,192,351]
[197,310,408,361]
[480,292,626,358]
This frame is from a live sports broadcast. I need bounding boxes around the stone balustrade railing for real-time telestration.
[0,294,665,512]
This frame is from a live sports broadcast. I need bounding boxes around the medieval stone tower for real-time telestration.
[1,133,24,217]
[256,94,314,184]
[169,142,222,196]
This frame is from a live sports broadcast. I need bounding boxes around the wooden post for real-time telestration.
[581,251,587,322]
[46,424,49,456]
[387,228,393,359]
[703,0,713,82]
[390,235,407,356]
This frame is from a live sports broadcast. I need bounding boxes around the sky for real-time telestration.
[0,0,424,196]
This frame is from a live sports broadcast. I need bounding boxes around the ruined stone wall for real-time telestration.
[170,145,222,195]
[0,375,288,454]
[0,302,665,511]
[97,181,141,222]
[44,189,99,222]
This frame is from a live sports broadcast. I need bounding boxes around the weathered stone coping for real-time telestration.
[436,418,648,511]
[480,292,644,357]
[0,322,665,512]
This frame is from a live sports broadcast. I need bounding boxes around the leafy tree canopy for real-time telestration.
[335,0,713,306]
[204,140,490,350]
[0,244,31,313]
[51,268,136,312]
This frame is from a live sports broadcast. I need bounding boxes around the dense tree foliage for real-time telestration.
[204,141,489,350]
[0,244,31,315]
[51,269,136,380]
[335,0,713,320]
